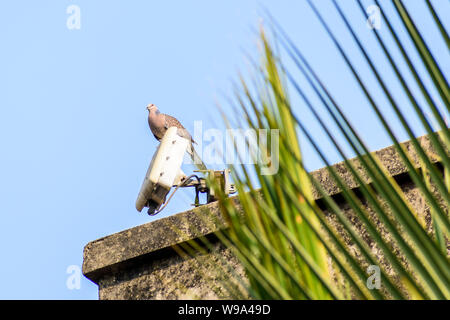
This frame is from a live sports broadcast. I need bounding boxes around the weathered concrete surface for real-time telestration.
[82,200,229,281]
[82,134,446,299]
[308,134,441,198]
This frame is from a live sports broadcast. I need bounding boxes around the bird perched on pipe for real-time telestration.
[146,103,207,170]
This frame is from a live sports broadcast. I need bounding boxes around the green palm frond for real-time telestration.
[208,1,449,300]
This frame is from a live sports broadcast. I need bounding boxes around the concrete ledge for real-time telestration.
[82,199,231,283]
[82,134,443,298]
[308,134,440,198]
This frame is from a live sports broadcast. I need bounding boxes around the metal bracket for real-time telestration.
[181,169,236,207]
[145,169,236,215]
[193,169,236,204]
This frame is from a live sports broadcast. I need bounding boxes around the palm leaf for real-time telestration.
[206,0,449,300]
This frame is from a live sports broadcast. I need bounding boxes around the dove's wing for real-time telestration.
[163,114,195,143]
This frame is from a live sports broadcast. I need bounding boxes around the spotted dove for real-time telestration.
[146,103,207,170]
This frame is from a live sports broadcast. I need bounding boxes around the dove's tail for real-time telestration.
[187,143,207,171]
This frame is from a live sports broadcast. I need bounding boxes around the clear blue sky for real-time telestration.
[0,1,448,299]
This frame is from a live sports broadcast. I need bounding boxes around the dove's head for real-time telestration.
[146,104,158,112]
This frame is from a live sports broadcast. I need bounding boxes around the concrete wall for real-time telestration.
[82,135,445,299]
